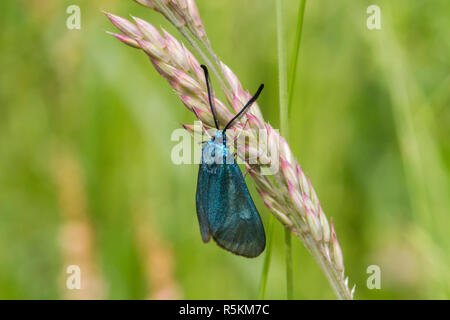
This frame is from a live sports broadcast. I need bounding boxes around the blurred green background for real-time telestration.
[0,0,449,299]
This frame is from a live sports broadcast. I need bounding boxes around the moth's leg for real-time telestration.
[243,166,250,178]
[230,117,250,146]
[243,162,253,178]
[229,120,254,178]
[233,151,252,178]
[241,146,264,178]
[227,118,250,162]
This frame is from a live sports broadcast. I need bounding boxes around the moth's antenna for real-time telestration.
[201,65,219,130]
[223,84,264,132]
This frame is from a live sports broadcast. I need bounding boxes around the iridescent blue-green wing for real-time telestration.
[196,162,211,243]
[207,161,266,258]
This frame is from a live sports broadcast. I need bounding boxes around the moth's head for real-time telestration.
[213,130,226,144]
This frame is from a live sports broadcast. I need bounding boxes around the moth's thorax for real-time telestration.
[201,130,233,166]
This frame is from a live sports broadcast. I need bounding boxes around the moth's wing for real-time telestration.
[207,161,266,258]
[196,162,211,243]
